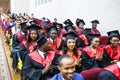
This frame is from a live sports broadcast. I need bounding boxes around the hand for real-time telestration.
[111,60,119,64]
[42,63,52,74]
[95,54,103,61]
[75,58,82,67]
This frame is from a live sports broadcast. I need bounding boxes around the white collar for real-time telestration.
[37,50,46,59]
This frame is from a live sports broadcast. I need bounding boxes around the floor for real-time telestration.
[0,26,20,80]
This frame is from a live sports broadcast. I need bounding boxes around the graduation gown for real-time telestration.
[22,50,60,80]
[51,73,84,80]
[102,45,120,79]
[81,46,104,71]
[91,29,101,36]
[19,41,37,62]
[11,31,28,70]
[58,50,82,72]
[48,38,64,50]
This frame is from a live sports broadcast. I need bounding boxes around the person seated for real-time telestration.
[90,20,101,36]
[97,30,120,80]
[51,55,84,80]
[81,34,104,71]
[57,31,82,73]
[47,26,64,51]
[22,36,60,80]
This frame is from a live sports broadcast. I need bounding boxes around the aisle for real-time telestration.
[0,26,21,80]
[0,37,11,80]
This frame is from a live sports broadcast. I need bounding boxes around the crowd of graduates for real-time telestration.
[0,11,120,80]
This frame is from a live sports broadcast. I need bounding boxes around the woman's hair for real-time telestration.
[26,30,39,48]
[62,40,78,57]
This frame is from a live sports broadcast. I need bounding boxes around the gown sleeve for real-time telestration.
[22,55,43,80]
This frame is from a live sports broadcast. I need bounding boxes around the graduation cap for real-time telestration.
[37,36,48,48]
[76,18,85,26]
[88,34,100,41]
[63,31,78,40]
[56,23,63,29]
[64,25,75,32]
[47,25,57,33]
[91,20,99,24]
[25,24,41,31]
[107,30,120,39]
[63,19,73,26]
[20,22,28,30]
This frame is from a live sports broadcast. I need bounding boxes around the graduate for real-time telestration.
[97,30,120,80]
[11,22,28,70]
[57,31,82,73]
[75,18,86,35]
[90,20,101,36]
[47,25,64,51]
[19,24,41,62]
[81,34,104,71]
[51,55,84,80]
[22,36,60,80]
[55,23,65,39]
[75,18,89,47]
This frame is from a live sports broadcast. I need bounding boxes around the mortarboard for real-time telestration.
[20,22,28,30]
[64,25,75,32]
[37,36,48,48]
[76,18,85,26]
[56,23,63,29]
[63,19,73,26]
[91,20,99,24]
[107,30,120,39]
[63,31,78,40]
[88,34,100,41]
[47,25,57,33]
[25,24,41,31]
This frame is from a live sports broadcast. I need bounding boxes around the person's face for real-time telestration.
[40,28,47,35]
[50,30,57,40]
[67,39,76,50]
[30,30,38,41]
[78,23,84,29]
[110,37,120,47]
[16,21,21,29]
[58,58,75,80]
[91,37,100,48]
[92,23,97,29]
[43,41,51,51]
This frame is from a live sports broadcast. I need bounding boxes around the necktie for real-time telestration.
[44,53,46,59]
[53,40,55,44]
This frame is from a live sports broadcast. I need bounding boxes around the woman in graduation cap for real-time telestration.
[80,34,105,80]
[57,31,82,73]
[22,36,60,80]
[47,25,64,51]
[90,20,101,36]
[81,34,104,70]
[19,24,41,62]
[97,30,120,80]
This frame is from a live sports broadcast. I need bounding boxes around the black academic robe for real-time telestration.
[81,46,104,71]
[11,31,27,70]
[101,45,120,79]
[22,50,60,80]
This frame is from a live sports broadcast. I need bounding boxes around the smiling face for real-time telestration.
[58,57,75,80]
[91,37,100,48]
[30,30,38,41]
[110,37,120,47]
[67,39,76,50]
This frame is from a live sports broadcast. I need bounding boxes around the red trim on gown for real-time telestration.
[29,51,55,66]
[48,38,62,50]
[105,45,120,60]
[91,29,100,34]
[83,46,103,58]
